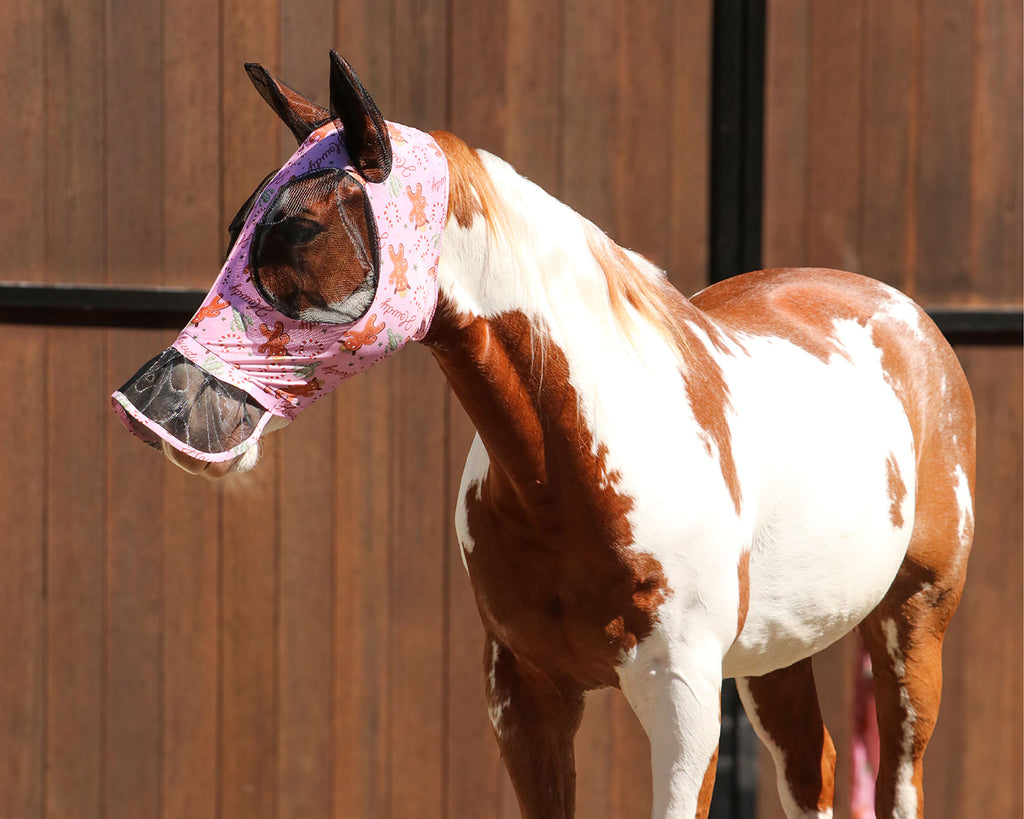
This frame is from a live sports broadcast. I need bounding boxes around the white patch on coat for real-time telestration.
[455,435,489,569]
[882,618,919,817]
[952,463,974,550]
[720,320,916,678]
[485,640,511,737]
[872,291,925,341]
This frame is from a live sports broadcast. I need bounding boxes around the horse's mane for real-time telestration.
[431,130,697,367]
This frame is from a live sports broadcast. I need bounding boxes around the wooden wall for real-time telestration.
[761,2,1023,818]
[0,2,709,818]
[0,1,1019,818]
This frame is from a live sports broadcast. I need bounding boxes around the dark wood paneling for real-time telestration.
[1,3,719,818]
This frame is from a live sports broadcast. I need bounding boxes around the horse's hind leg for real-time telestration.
[859,551,969,818]
[859,429,974,817]
[736,658,837,818]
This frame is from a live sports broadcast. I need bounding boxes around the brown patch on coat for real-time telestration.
[691,267,891,363]
[696,744,720,819]
[425,301,671,689]
[736,550,751,635]
[885,452,907,528]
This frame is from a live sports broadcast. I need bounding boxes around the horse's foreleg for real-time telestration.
[618,632,724,819]
[735,659,837,818]
[484,636,584,819]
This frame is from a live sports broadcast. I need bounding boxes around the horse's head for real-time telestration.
[111,53,449,477]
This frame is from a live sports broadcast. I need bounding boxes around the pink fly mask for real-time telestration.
[112,53,449,463]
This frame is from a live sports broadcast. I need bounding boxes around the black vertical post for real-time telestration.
[709,0,765,283]
[707,0,766,817]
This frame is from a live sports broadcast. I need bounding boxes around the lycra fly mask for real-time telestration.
[111,54,449,463]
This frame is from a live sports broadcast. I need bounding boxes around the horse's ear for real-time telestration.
[329,51,392,183]
[245,62,332,144]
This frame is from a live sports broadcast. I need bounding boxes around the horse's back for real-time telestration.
[690,268,975,676]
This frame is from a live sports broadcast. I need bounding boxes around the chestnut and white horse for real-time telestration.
[117,56,975,818]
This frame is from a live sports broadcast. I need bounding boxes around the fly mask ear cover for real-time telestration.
[111,120,449,462]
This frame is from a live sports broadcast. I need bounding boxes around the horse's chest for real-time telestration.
[455,439,668,687]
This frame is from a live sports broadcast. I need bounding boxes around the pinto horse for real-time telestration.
[113,54,975,819]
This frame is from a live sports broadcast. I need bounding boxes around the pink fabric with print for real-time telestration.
[111,120,448,462]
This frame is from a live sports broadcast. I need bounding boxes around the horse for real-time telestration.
[111,53,975,819]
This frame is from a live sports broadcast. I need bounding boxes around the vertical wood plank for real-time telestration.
[450,0,507,155]
[560,0,617,225]
[331,366,393,818]
[162,466,220,819]
[105,329,166,819]
[160,6,222,818]
[762,0,809,268]
[0,1,46,815]
[668,0,712,295]
[613,0,674,268]
[278,400,335,819]
[385,6,450,817]
[970,0,1023,305]
[0,328,45,819]
[914,0,973,304]
[219,4,281,818]
[163,0,222,289]
[105,0,164,288]
[859,1,916,293]
[103,2,166,815]
[0,0,46,281]
[505,0,562,195]
[44,0,106,816]
[46,328,107,819]
[803,1,862,272]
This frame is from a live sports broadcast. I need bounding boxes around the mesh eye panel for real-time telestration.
[250,169,378,324]
[226,170,277,259]
[116,348,266,454]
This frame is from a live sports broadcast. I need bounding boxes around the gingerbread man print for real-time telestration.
[192,294,230,326]
[257,321,291,357]
[388,244,411,296]
[407,183,428,229]
[342,313,386,352]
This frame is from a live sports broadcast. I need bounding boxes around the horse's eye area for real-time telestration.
[275,216,324,245]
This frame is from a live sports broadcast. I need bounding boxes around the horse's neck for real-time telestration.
[424,133,709,492]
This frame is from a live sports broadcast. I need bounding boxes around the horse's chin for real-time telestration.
[163,440,260,479]
[161,414,288,478]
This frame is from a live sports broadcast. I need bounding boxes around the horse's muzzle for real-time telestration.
[111,347,270,464]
